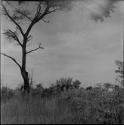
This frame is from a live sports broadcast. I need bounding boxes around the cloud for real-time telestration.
[1,1,123,88]
[83,0,119,21]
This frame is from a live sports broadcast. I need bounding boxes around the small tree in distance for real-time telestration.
[115,60,124,88]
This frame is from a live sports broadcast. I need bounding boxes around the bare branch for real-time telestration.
[26,43,44,54]
[47,8,58,14]
[35,2,42,18]
[42,18,50,23]
[25,2,50,36]
[3,29,22,47]
[27,35,32,42]
[1,53,21,69]
[15,9,33,22]
[2,4,25,36]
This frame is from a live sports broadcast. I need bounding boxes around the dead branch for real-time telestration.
[26,43,44,54]
[15,9,33,22]
[1,53,21,69]
[3,29,22,47]
[42,18,50,23]
[25,2,50,36]
[2,4,25,36]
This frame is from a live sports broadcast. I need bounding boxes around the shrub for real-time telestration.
[56,77,73,91]
[1,83,124,124]
[1,87,15,102]
[72,80,81,89]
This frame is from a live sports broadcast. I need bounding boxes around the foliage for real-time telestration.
[1,87,15,102]
[41,78,82,97]
[86,86,93,90]
[60,88,124,124]
[56,77,73,91]
[72,80,81,89]
[1,84,124,124]
[115,60,124,88]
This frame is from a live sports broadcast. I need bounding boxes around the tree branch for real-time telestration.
[2,4,25,36]
[3,29,22,47]
[16,37,22,47]
[42,18,50,23]
[26,43,44,54]
[47,8,58,14]
[25,2,50,37]
[1,53,21,69]
[15,9,33,22]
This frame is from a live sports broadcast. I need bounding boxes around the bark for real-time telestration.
[21,69,30,93]
[21,38,30,93]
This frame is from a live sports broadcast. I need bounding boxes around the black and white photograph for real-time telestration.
[1,0,124,124]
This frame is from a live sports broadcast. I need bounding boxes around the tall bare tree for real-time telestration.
[1,0,121,93]
[1,0,73,93]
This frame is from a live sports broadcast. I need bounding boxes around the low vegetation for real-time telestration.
[1,78,124,124]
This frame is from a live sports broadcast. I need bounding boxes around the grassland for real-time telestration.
[1,81,124,124]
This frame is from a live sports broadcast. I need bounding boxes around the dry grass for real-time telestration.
[1,88,124,124]
[1,94,73,124]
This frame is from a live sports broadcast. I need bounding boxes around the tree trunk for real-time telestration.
[21,40,30,94]
[21,69,30,93]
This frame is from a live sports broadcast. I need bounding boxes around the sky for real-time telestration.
[1,0,123,88]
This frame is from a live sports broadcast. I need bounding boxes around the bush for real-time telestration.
[72,80,81,89]
[1,87,15,102]
[60,88,124,124]
[1,83,124,124]
[56,77,73,91]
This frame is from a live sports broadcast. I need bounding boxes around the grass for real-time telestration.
[1,88,124,124]
[1,94,74,124]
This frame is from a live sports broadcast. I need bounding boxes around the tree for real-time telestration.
[115,60,124,88]
[1,0,120,93]
[1,0,73,93]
